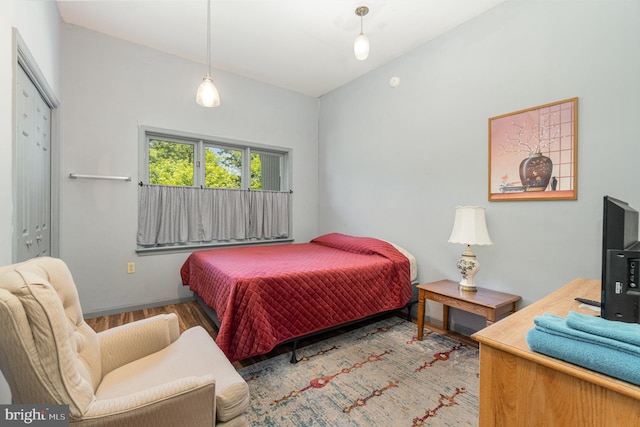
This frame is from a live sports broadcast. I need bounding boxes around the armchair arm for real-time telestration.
[79,375,216,427]
[98,314,180,375]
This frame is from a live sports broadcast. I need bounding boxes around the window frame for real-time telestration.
[137,126,293,254]
[140,126,291,191]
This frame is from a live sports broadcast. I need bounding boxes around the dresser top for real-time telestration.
[472,277,640,399]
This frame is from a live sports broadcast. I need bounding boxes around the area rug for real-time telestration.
[238,317,479,426]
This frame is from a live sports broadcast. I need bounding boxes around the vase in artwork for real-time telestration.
[519,152,553,191]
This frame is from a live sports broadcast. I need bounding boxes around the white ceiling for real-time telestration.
[56,0,507,98]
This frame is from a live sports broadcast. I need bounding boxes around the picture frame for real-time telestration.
[488,98,578,201]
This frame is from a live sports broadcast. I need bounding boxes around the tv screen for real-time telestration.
[602,196,639,256]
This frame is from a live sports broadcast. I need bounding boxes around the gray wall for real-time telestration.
[60,24,319,315]
[318,0,640,332]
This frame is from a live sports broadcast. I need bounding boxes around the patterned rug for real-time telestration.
[238,317,479,426]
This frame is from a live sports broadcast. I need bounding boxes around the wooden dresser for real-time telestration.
[472,278,640,426]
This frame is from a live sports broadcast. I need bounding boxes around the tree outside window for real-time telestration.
[148,138,282,190]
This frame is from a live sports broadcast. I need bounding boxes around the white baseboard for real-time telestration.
[83,296,195,319]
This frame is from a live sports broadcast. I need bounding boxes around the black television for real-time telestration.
[601,195,640,322]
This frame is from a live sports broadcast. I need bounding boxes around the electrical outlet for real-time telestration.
[127,262,135,274]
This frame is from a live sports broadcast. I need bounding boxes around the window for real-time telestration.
[138,127,292,250]
[146,134,286,191]
[149,139,195,186]
[204,146,242,189]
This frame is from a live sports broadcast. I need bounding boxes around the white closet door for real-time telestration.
[16,64,51,261]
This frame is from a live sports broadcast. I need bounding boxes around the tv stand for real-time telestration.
[472,278,640,426]
[574,297,600,307]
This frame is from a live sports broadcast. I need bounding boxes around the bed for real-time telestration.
[180,233,418,363]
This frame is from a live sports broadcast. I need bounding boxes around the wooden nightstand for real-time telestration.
[417,279,521,340]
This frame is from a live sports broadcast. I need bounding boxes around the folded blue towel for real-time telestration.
[566,311,640,346]
[526,328,640,386]
[533,312,640,357]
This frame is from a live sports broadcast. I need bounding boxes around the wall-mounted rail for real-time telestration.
[69,173,132,182]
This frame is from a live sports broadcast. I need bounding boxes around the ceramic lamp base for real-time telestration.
[456,245,480,292]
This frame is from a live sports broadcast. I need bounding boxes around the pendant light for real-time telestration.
[196,0,220,107]
[354,6,370,61]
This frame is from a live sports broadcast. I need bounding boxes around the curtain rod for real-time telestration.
[138,181,292,193]
[69,173,132,182]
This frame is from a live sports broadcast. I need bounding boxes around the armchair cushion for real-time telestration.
[96,326,249,422]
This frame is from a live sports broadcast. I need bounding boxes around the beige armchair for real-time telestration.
[0,257,249,426]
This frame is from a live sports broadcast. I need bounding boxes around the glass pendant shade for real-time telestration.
[196,75,220,107]
[354,33,370,61]
[195,0,220,107]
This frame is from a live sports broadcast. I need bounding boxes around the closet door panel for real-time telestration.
[15,64,51,261]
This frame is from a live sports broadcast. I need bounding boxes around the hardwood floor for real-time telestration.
[84,300,413,368]
[85,300,218,339]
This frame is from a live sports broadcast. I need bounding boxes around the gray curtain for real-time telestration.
[137,185,290,246]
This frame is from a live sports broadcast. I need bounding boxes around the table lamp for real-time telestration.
[448,206,493,291]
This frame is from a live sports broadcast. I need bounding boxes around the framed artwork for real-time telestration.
[488,98,578,201]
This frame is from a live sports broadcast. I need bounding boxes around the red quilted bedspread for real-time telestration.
[180,233,411,362]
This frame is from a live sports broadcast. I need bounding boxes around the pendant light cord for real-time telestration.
[206,0,211,77]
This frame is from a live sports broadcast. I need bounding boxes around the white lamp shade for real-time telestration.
[448,206,493,246]
[196,76,220,107]
[354,33,370,60]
